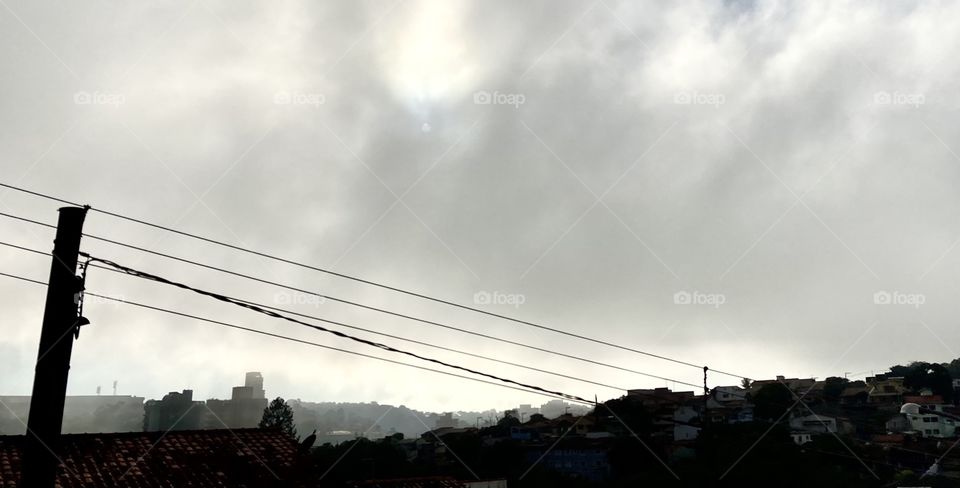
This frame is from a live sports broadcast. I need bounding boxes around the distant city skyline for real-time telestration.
[1,370,594,439]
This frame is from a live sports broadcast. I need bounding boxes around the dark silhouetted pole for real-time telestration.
[22,206,88,487]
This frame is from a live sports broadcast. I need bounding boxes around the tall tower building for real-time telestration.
[245,372,265,399]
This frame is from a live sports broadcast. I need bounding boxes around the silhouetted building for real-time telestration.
[143,372,269,432]
[518,403,538,421]
[626,387,695,407]
[432,412,457,429]
[143,390,204,431]
[205,374,269,429]
[245,371,266,399]
[749,375,819,397]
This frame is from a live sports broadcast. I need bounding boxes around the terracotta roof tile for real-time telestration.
[0,428,299,487]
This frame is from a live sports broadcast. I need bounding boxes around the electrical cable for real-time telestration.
[0,182,748,380]
[0,270,596,406]
[0,236,712,391]
[84,254,597,403]
[77,240,705,388]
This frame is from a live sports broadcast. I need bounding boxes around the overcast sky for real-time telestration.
[2,0,960,413]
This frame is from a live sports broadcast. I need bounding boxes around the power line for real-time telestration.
[0,270,881,437]
[97,294,594,407]
[78,240,704,388]
[0,240,51,258]
[90,259,699,390]
[0,209,704,386]
[219,298,630,393]
[0,270,596,407]
[0,182,747,380]
[0,211,56,230]
[1,238,705,389]
[0,183,76,207]
[88,255,630,393]
[3,269,729,430]
[0,271,46,286]
[0,272,707,432]
[85,254,598,403]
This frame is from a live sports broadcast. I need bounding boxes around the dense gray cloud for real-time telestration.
[2,0,960,413]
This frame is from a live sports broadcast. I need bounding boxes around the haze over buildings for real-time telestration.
[0,371,590,441]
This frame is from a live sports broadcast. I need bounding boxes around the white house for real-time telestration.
[902,412,957,438]
[673,405,700,441]
[791,432,814,445]
[901,397,958,438]
[712,386,747,403]
[789,414,837,434]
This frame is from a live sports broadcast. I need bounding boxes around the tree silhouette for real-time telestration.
[259,397,297,438]
[752,384,794,422]
[497,410,521,428]
[946,357,960,378]
[903,362,953,402]
[823,376,848,402]
[528,413,547,423]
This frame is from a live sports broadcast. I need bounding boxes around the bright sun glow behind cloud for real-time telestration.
[381,1,478,110]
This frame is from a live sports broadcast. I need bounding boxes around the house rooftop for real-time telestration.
[904,395,945,405]
[0,428,298,487]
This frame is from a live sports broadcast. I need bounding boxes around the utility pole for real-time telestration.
[22,206,88,488]
[703,366,709,428]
